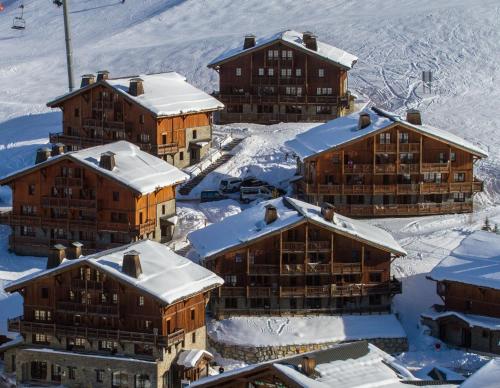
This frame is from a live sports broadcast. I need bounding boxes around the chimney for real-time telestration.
[129,78,144,97]
[96,70,110,81]
[358,112,371,130]
[122,250,142,278]
[46,244,66,269]
[406,109,422,125]
[51,143,65,157]
[243,34,256,49]
[321,203,335,222]
[301,356,317,377]
[264,204,278,224]
[67,241,83,260]
[302,31,318,51]
[80,74,95,88]
[99,151,116,171]
[35,147,52,164]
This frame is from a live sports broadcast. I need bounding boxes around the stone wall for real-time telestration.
[209,336,408,364]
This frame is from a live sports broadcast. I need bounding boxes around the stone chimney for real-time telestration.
[243,34,256,49]
[129,78,144,96]
[358,112,371,130]
[46,244,66,269]
[67,241,83,260]
[302,31,318,51]
[99,151,116,171]
[80,74,95,88]
[122,250,142,278]
[406,109,422,125]
[51,143,65,157]
[35,147,52,164]
[301,356,317,377]
[96,70,110,82]
[321,203,335,222]
[264,204,278,224]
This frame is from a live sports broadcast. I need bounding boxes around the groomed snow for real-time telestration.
[49,72,224,118]
[208,314,406,347]
[428,231,500,290]
[0,141,189,195]
[208,30,358,70]
[6,239,223,306]
[188,196,406,259]
[286,107,488,160]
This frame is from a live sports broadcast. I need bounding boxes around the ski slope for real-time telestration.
[0,0,500,375]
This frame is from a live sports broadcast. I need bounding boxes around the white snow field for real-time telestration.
[1,0,500,378]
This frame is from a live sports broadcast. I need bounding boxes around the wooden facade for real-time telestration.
[0,149,180,256]
[294,112,484,217]
[209,32,354,124]
[4,245,219,387]
[48,74,218,168]
[202,209,402,317]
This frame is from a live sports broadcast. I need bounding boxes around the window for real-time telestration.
[135,374,151,388]
[235,253,243,262]
[74,108,79,118]
[112,371,128,388]
[224,275,237,286]
[268,49,279,59]
[162,204,166,215]
[318,68,325,77]
[112,191,119,201]
[20,225,34,237]
[192,332,196,343]
[145,320,152,329]
[399,132,409,143]
[139,133,150,143]
[190,308,195,321]
[454,172,465,182]
[316,106,331,114]
[482,330,489,339]
[99,340,118,351]
[280,68,292,78]
[34,310,51,321]
[112,293,118,304]
[96,369,104,383]
[192,129,197,139]
[235,67,242,76]
[450,152,456,162]
[295,68,302,77]
[225,298,238,309]
[379,133,391,144]
[69,290,75,301]
[138,296,144,306]
[28,184,35,196]
[316,87,332,95]
[369,272,382,283]
[33,333,49,344]
[454,192,465,202]
[268,68,274,76]
[179,152,184,161]
[41,287,49,299]
[139,114,145,124]
[258,68,264,76]
[68,367,76,380]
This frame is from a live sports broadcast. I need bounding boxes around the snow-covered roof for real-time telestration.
[428,231,500,290]
[176,349,213,368]
[0,141,188,195]
[6,240,223,306]
[208,30,358,70]
[208,314,407,347]
[48,72,224,117]
[188,196,406,259]
[421,307,500,331]
[286,107,488,160]
[460,358,500,388]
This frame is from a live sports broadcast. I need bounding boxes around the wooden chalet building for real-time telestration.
[207,30,357,124]
[2,240,223,387]
[422,231,500,355]
[47,71,224,168]
[0,141,188,256]
[286,107,487,217]
[188,196,406,317]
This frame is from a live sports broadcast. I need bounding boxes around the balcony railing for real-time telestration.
[54,176,84,187]
[421,183,450,194]
[375,144,396,153]
[56,301,119,316]
[8,316,184,347]
[249,265,280,275]
[247,287,271,298]
[332,262,361,274]
[8,213,41,226]
[421,162,449,172]
[281,264,305,274]
[398,143,420,152]
[220,287,246,297]
[282,242,305,252]
[344,164,372,174]
[398,164,419,174]
[41,196,97,209]
[333,202,473,217]
[342,185,372,195]
[397,184,420,194]
[374,164,396,174]
[307,241,330,251]
[153,143,179,155]
[306,263,330,273]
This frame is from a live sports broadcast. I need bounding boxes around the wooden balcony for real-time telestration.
[344,164,372,174]
[137,219,156,235]
[373,184,396,194]
[472,179,483,192]
[398,143,420,152]
[8,316,184,347]
[316,184,342,195]
[342,185,372,195]
[41,196,97,209]
[306,263,331,273]
[398,164,420,174]
[49,132,105,147]
[305,285,331,297]
[247,287,271,298]
[397,184,420,194]
[153,143,179,155]
[220,287,246,297]
[421,162,449,172]
[421,183,450,194]
[249,265,280,275]
[332,262,361,274]
[54,176,84,187]
[374,164,396,174]
[70,278,115,291]
[334,202,473,217]
[282,242,305,252]
[281,264,305,274]
[56,301,119,316]
[375,144,396,153]
[280,286,306,297]
[8,213,41,226]
[92,100,113,110]
[307,241,330,251]
[331,284,363,297]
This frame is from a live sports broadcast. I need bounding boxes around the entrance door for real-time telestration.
[439,324,447,341]
[30,361,47,381]
[461,328,472,348]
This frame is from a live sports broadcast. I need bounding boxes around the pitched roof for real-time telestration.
[0,141,188,195]
[5,240,223,306]
[286,107,488,160]
[428,230,500,290]
[460,358,500,388]
[47,72,224,118]
[208,30,358,70]
[176,349,213,368]
[421,307,500,331]
[188,196,406,259]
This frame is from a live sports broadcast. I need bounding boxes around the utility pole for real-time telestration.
[62,0,75,91]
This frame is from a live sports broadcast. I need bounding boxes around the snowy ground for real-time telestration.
[1,0,500,379]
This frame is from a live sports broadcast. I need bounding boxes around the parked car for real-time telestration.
[240,186,274,204]
[219,178,243,193]
[200,190,228,203]
[241,177,267,187]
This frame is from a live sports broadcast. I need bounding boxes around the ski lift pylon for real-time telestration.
[11,4,26,30]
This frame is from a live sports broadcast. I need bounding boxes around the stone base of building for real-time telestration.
[208,337,408,363]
